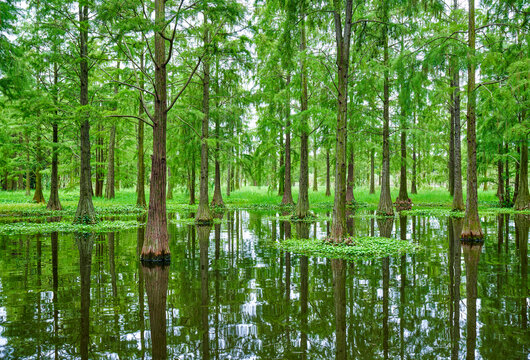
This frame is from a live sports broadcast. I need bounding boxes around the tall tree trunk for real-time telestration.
[95,126,104,197]
[514,144,520,203]
[190,151,196,205]
[312,142,318,191]
[105,124,116,199]
[136,56,146,207]
[196,13,212,223]
[211,60,224,207]
[74,1,96,224]
[449,88,455,196]
[47,62,62,210]
[461,0,482,240]
[25,134,31,196]
[497,143,505,204]
[505,142,510,204]
[396,115,411,209]
[452,28,464,210]
[227,159,231,197]
[281,73,294,205]
[326,148,331,196]
[278,126,284,196]
[295,3,309,219]
[330,0,353,240]
[33,170,45,203]
[370,148,376,194]
[346,147,354,204]
[514,135,530,210]
[141,0,170,260]
[377,1,394,216]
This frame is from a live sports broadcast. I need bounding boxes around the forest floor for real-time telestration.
[0,185,523,218]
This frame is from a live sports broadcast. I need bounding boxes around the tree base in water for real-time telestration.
[141,253,171,264]
[395,198,412,211]
[460,237,484,245]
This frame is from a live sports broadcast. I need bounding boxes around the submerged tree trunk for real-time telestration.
[346,147,355,204]
[296,6,309,219]
[377,1,394,216]
[461,0,482,240]
[196,13,212,223]
[330,0,353,240]
[281,73,294,205]
[462,243,481,360]
[332,258,347,360]
[76,233,94,360]
[514,136,530,210]
[326,148,331,196]
[105,124,116,199]
[74,2,96,224]
[141,0,170,261]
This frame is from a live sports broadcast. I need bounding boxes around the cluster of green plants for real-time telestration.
[0,219,142,236]
[276,236,421,261]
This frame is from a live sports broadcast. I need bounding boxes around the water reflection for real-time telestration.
[0,210,528,359]
[76,232,94,360]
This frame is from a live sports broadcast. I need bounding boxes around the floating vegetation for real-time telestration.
[277,236,421,261]
[0,220,142,236]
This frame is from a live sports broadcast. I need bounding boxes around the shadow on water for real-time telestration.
[0,210,528,359]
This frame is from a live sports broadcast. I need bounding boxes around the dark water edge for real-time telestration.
[0,211,528,359]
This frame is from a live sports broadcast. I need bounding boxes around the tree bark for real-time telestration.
[326,148,331,196]
[461,0,483,240]
[74,1,96,224]
[47,61,62,210]
[295,3,309,219]
[330,0,353,240]
[136,53,146,207]
[142,0,170,260]
[312,142,318,191]
[514,144,520,203]
[278,125,284,196]
[196,12,212,223]
[514,136,530,210]
[497,143,505,204]
[370,148,376,194]
[105,124,116,199]
[25,133,30,196]
[396,115,411,209]
[505,142,510,204]
[211,119,224,206]
[377,1,394,216]
[95,125,104,197]
[449,88,455,196]
[189,151,196,205]
[346,146,355,204]
[33,170,45,204]
[452,39,464,210]
[281,73,294,205]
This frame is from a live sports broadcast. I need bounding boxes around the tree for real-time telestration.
[461,0,483,241]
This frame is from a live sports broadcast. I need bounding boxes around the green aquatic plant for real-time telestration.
[276,237,421,261]
[0,220,142,236]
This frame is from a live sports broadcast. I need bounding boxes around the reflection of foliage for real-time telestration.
[0,212,528,358]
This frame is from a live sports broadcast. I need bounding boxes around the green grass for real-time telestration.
[276,236,421,261]
[0,186,507,218]
[0,219,142,236]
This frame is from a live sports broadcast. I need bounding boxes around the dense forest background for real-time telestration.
[0,1,528,234]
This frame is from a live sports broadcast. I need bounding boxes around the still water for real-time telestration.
[0,211,528,359]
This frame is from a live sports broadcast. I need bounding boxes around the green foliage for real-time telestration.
[276,236,421,261]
